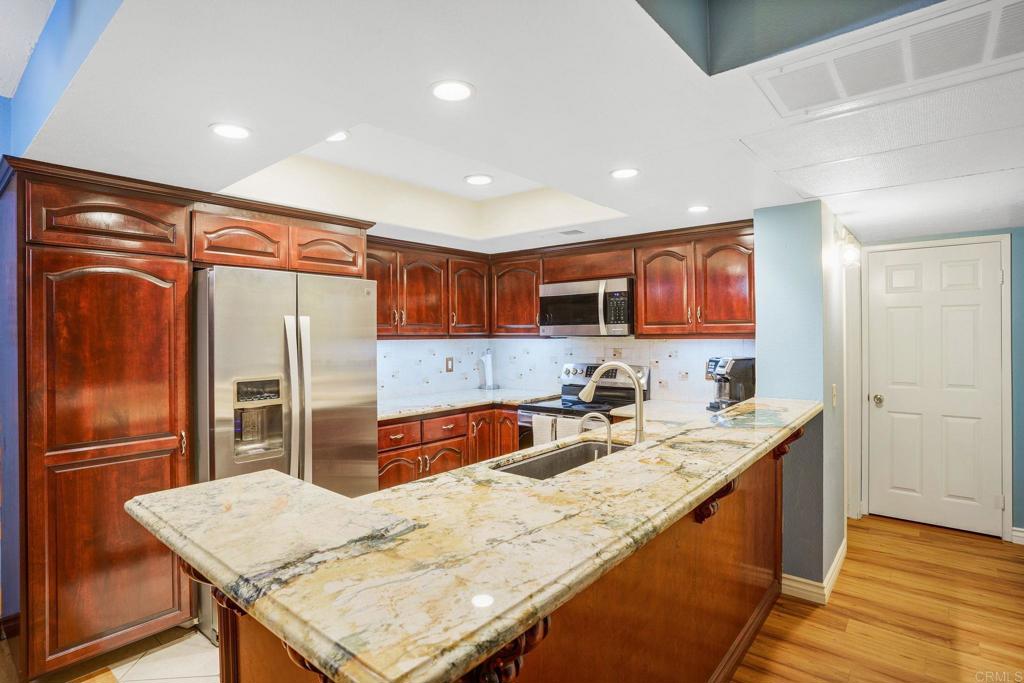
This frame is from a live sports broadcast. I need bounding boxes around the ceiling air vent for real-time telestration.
[834,40,906,96]
[909,12,989,78]
[559,229,585,235]
[752,0,1024,118]
[994,0,1024,58]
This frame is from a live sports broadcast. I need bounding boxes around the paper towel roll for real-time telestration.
[480,351,497,389]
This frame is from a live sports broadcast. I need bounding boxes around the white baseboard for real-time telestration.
[1012,527,1024,545]
[781,537,847,606]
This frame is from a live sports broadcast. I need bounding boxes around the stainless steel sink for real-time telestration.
[498,442,628,480]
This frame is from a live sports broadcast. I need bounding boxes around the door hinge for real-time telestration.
[997,495,1005,511]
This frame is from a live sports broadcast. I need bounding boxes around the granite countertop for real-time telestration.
[126,397,821,683]
[609,398,712,422]
[377,388,559,421]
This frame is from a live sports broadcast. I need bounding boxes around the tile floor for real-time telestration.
[8,627,220,683]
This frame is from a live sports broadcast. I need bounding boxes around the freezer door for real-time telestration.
[297,274,378,496]
[198,266,299,482]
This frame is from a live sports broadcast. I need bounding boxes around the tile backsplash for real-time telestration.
[378,337,755,403]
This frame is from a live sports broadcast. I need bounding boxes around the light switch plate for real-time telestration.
[445,357,454,373]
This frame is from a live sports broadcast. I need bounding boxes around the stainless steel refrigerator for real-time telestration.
[193,265,377,641]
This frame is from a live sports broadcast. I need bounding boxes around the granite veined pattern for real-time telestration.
[126,397,820,683]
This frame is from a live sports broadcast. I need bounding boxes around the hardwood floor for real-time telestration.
[733,515,1024,683]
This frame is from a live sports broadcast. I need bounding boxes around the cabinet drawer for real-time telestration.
[290,225,365,276]
[422,413,467,442]
[192,211,289,268]
[26,178,189,257]
[378,422,421,451]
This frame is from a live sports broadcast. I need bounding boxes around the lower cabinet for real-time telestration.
[378,405,523,489]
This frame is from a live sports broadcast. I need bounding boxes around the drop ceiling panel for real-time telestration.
[994,0,1024,58]
[742,68,1024,170]
[779,125,1024,196]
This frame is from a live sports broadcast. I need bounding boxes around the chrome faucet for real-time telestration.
[580,412,612,459]
[578,361,645,444]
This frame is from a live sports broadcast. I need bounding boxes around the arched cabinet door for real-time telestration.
[191,211,288,268]
[289,225,365,276]
[449,258,489,336]
[25,247,192,677]
[491,257,541,335]
[398,250,449,336]
[695,232,755,335]
[377,446,422,490]
[635,242,696,336]
[367,247,400,336]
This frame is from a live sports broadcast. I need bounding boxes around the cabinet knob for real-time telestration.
[696,306,702,323]
[687,306,692,324]
[400,309,407,325]
[451,311,457,326]
[179,430,187,458]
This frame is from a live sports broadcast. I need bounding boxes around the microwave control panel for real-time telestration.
[606,291,630,325]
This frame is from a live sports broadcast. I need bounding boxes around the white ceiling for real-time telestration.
[0,0,53,97]
[303,124,541,200]
[18,0,1024,248]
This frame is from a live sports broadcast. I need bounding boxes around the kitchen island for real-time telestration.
[126,398,820,683]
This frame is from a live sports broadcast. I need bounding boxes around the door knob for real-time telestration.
[872,394,885,407]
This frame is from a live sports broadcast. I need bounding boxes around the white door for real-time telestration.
[867,242,1005,535]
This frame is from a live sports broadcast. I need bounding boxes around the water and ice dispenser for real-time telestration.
[232,377,284,461]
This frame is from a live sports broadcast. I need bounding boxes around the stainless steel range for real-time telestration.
[518,362,650,447]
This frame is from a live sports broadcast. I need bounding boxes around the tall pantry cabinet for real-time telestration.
[1,162,194,679]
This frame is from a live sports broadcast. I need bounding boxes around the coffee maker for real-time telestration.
[705,357,756,411]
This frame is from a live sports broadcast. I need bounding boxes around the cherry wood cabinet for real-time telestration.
[367,246,400,335]
[24,247,192,676]
[192,210,289,269]
[467,409,497,465]
[377,422,421,451]
[695,232,755,335]
[377,446,423,490]
[398,250,449,336]
[541,248,634,283]
[448,258,489,335]
[422,412,467,442]
[635,241,697,336]
[491,257,542,335]
[423,436,466,476]
[26,177,190,257]
[496,409,520,456]
[289,225,365,276]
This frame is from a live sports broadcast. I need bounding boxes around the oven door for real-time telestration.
[539,278,631,336]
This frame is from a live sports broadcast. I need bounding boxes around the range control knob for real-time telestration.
[571,368,579,375]
[564,368,571,376]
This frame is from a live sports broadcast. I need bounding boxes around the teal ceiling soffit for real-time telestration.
[637,0,943,75]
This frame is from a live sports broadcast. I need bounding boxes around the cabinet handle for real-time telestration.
[392,308,399,327]
[180,430,187,459]
[441,424,455,430]
[417,456,423,474]
[687,306,692,324]
[400,309,407,325]
[471,422,478,437]
[451,311,457,326]
[389,433,405,441]
[697,306,702,323]
[425,455,431,473]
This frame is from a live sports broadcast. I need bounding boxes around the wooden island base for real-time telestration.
[181,430,801,683]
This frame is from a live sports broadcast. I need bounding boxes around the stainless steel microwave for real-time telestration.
[539,278,633,336]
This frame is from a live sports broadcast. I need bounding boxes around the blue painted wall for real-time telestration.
[0,96,10,157]
[868,227,1024,528]
[635,0,710,72]
[9,0,121,156]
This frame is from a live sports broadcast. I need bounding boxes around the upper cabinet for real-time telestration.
[192,210,289,268]
[694,232,755,335]
[398,250,449,336]
[449,258,489,336]
[26,178,189,257]
[491,257,542,335]
[635,227,754,337]
[289,224,365,276]
[635,242,697,336]
[367,246,400,336]
[541,248,634,283]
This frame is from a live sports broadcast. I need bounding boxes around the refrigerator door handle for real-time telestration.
[299,315,314,483]
[284,315,301,480]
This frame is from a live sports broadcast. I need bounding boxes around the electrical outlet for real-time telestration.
[445,357,454,373]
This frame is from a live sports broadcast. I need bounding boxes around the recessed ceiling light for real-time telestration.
[464,174,493,186]
[209,123,251,139]
[610,168,639,179]
[325,130,349,142]
[432,80,474,101]
[688,205,710,213]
